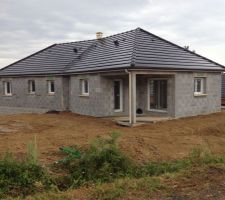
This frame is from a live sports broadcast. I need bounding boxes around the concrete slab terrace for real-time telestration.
[109,115,171,126]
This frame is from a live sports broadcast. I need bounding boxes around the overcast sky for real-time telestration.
[0,0,225,68]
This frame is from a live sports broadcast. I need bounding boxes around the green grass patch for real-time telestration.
[91,177,165,200]
[3,133,225,199]
[0,137,53,199]
[56,132,134,188]
[4,191,72,200]
[55,133,225,190]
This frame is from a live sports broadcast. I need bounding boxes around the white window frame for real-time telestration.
[114,79,123,112]
[194,77,206,95]
[147,78,168,113]
[28,80,35,94]
[80,79,89,96]
[3,81,12,96]
[47,80,55,95]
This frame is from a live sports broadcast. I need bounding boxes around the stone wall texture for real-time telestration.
[174,72,221,118]
[69,74,129,117]
[0,76,67,111]
[0,72,221,118]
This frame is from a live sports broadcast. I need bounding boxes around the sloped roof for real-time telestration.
[0,28,224,76]
[0,39,95,76]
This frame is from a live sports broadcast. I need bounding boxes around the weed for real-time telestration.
[56,134,225,190]
[188,147,225,166]
[4,190,72,200]
[93,183,125,200]
[137,177,165,192]
[0,150,52,198]
[3,133,225,199]
[27,135,38,165]
[91,177,165,200]
[56,132,133,188]
[71,132,133,187]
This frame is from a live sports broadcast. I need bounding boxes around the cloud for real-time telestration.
[0,0,225,68]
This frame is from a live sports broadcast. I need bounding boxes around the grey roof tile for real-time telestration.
[0,28,224,76]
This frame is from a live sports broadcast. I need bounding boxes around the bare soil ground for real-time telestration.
[2,110,225,200]
[19,164,225,200]
[1,110,225,164]
[118,164,225,200]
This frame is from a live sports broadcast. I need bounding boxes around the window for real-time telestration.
[3,81,12,96]
[114,80,123,112]
[47,80,55,94]
[194,77,206,95]
[80,79,89,95]
[28,80,35,94]
[148,79,167,111]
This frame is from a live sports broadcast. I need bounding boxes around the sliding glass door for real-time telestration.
[149,79,167,111]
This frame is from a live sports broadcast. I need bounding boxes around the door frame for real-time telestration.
[114,79,123,112]
[147,78,168,113]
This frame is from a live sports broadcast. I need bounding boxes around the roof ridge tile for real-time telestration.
[130,28,139,67]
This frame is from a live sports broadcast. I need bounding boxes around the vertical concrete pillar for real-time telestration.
[129,72,136,125]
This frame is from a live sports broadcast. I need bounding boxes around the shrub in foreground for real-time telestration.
[56,133,225,189]
[57,132,133,187]
[0,153,52,198]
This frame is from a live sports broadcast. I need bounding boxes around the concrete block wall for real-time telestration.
[0,76,67,111]
[69,74,129,117]
[62,77,70,110]
[0,72,221,118]
[174,72,221,118]
[69,74,110,117]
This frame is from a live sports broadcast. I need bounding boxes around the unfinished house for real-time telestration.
[0,28,224,124]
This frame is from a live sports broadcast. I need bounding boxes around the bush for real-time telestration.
[58,132,133,188]
[0,153,52,198]
[56,134,225,190]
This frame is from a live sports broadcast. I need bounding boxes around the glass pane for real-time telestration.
[32,81,35,92]
[84,80,88,93]
[197,79,201,92]
[160,80,167,109]
[114,81,120,110]
[149,80,167,110]
[50,81,55,92]
[29,81,35,93]
[7,82,11,94]
[149,80,158,109]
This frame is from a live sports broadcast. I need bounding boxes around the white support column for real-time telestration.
[129,71,136,125]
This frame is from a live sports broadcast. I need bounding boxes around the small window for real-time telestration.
[80,79,89,95]
[47,80,55,94]
[194,77,206,95]
[3,81,12,96]
[28,80,35,94]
